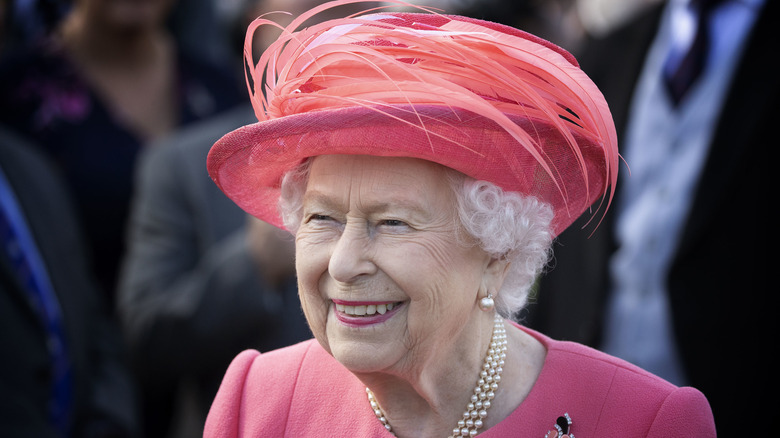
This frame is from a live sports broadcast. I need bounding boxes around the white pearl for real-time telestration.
[479,296,494,311]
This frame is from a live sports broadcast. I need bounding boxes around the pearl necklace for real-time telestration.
[367,314,507,437]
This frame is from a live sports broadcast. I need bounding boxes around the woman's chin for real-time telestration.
[328,340,404,374]
[324,306,409,374]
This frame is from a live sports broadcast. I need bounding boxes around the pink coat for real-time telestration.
[205,324,715,437]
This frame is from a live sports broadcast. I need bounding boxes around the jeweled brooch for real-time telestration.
[544,413,573,438]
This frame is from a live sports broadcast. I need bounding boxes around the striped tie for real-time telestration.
[663,0,725,105]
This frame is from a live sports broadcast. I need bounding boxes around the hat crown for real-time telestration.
[211,0,620,236]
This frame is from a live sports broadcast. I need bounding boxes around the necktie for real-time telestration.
[0,176,72,435]
[663,0,724,105]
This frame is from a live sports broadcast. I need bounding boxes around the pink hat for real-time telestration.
[207,0,619,237]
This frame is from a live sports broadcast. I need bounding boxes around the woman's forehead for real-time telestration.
[304,155,455,209]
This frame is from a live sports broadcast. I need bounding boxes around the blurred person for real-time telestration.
[526,0,773,435]
[202,2,714,436]
[166,0,231,67]
[117,105,310,438]
[576,0,663,38]
[1,126,139,438]
[0,0,245,304]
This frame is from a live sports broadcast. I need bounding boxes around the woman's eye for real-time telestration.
[379,219,408,227]
[307,214,333,223]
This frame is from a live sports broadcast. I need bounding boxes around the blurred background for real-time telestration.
[5,0,764,437]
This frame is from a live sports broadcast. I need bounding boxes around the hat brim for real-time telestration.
[207,105,607,236]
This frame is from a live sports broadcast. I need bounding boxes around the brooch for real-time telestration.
[544,413,573,438]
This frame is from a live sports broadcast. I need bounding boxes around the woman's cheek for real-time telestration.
[294,238,329,331]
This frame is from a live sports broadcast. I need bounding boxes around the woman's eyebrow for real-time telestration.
[366,200,426,216]
[303,190,429,217]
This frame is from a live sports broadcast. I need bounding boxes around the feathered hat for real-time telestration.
[207,0,619,237]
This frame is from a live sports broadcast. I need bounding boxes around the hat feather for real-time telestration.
[239,0,619,231]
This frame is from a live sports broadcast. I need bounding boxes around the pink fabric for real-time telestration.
[204,324,715,437]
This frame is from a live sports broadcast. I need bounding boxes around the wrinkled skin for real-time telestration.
[295,155,507,377]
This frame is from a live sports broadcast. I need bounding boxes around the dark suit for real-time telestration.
[117,106,310,438]
[525,2,774,436]
[0,127,138,437]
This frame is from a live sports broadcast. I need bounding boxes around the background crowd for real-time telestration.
[0,0,770,436]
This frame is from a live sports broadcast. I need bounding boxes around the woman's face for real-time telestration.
[295,155,503,375]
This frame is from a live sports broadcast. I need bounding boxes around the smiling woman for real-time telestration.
[295,156,502,377]
[202,1,716,437]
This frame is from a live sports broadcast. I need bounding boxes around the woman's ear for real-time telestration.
[482,256,511,297]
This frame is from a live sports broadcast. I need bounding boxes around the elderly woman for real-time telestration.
[204,1,716,436]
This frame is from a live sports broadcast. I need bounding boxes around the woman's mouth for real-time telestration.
[331,300,404,326]
[334,302,401,316]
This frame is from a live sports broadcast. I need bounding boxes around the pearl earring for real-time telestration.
[479,292,495,311]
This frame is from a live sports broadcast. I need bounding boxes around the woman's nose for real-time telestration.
[328,222,377,282]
